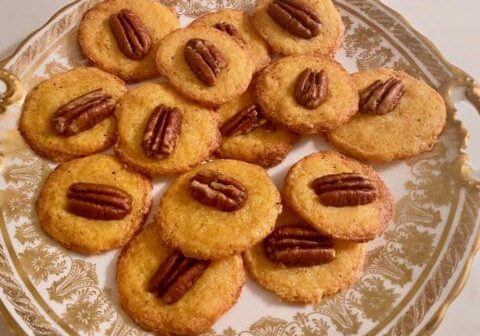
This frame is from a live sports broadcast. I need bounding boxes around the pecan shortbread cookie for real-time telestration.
[244,220,365,303]
[327,68,447,162]
[216,85,299,167]
[117,224,245,335]
[156,26,255,107]
[190,9,271,72]
[19,67,127,162]
[78,0,179,82]
[251,0,344,56]
[256,54,359,134]
[282,151,394,242]
[37,154,152,254]
[155,159,282,259]
[115,82,221,176]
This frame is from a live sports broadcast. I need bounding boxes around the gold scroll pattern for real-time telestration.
[0,0,478,335]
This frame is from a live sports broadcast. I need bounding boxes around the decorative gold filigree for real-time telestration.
[63,289,114,336]
[48,260,98,303]
[18,245,67,285]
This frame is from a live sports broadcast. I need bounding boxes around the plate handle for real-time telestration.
[443,75,480,187]
[0,67,23,113]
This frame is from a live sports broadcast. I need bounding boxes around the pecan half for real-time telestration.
[311,173,377,207]
[110,9,152,60]
[184,39,228,86]
[220,104,268,136]
[148,250,210,304]
[189,169,247,212]
[213,22,246,45]
[294,68,328,109]
[267,0,321,39]
[142,105,183,159]
[67,183,132,220]
[359,77,405,115]
[263,225,335,267]
[51,89,116,136]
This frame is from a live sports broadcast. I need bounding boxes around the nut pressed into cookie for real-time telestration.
[37,154,152,254]
[78,0,179,82]
[117,224,245,335]
[256,54,359,134]
[244,221,365,304]
[282,151,394,242]
[19,67,127,162]
[156,26,255,107]
[327,68,447,162]
[216,85,299,167]
[251,0,344,56]
[155,159,282,260]
[190,9,271,72]
[115,82,221,176]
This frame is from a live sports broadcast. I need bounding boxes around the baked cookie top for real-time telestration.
[256,54,359,134]
[282,151,394,242]
[190,9,271,73]
[216,85,299,167]
[38,154,152,254]
[19,67,127,162]
[156,26,255,107]
[155,159,282,259]
[117,224,245,335]
[244,222,365,303]
[251,0,344,56]
[114,82,220,176]
[327,68,447,162]
[78,0,179,82]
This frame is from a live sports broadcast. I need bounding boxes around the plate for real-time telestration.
[0,0,479,335]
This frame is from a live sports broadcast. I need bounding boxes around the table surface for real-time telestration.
[0,0,479,335]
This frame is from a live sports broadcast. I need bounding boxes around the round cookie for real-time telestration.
[282,151,394,242]
[244,224,365,303]
[117,224,245,335]
[256,54,359,134]
[216,85,299,167]
[78,0,179,82]
[155,159,282,259]
[38,154,152,254]
[19,67,127,162]
[115,82,220,176]
[190,9,271,72]
[251,0,344,56]
[156,26,255,107]
[327,68,447,162]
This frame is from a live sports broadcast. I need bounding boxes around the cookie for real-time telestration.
[216,85,299,167]
[37,154,152,254]
[256,54,359,134]
[114,82,220,176]
[156,26,255,107]
[117,224,245,335]
[251,0,344,56]
[78,0,179,83]
[190,9,271,72]
[244,222,365,303]
[327,68,447,162]
[155,159,282,259]
[19,67,127,162]
[282,151,393,242]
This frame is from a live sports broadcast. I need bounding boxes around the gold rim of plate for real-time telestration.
[0,0,479,335]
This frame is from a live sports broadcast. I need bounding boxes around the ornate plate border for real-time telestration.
[0,0,479,335]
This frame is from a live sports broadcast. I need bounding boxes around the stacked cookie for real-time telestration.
[18,0,447,335]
